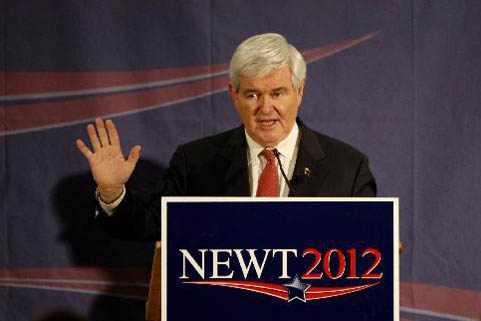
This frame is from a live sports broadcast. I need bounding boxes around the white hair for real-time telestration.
[229,33,306,91]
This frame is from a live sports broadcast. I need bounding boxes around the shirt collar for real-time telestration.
[245,123,300,164]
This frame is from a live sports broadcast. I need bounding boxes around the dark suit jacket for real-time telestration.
[97,120,376,240]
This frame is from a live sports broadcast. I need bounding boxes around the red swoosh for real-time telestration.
[0,63,229,97]
[0,31,381,135]
[401,282,481,319]
[183,280,379,301]
[306,283,378,300]
[0,267,150,300]
[2,76,228,134]
[0,279,148,300]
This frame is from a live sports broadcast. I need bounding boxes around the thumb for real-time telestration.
[127,145,142,166]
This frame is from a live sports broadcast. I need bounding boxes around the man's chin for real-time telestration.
[254,134,281,148]
[249,125,285,147]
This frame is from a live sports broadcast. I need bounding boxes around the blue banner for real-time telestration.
[162,198,399,320]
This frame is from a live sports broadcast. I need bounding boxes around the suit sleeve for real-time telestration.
[95,145,188,241]
[351,156,377,197]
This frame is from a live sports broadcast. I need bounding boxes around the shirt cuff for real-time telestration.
[97,186,126,217]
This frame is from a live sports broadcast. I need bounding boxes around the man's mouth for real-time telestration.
[257,119,277,128]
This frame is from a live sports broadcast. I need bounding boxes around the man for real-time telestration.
[76,33,376,240]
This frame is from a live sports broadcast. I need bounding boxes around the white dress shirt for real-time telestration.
[245,123,300,197]
[99,123,301,215]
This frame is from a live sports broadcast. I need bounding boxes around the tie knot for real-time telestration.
[261,149,276,163]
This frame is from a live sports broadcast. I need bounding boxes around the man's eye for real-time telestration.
[273,91,283,98]
[246,93,258,100]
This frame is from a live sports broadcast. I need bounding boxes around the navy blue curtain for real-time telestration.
[1,1,480,320]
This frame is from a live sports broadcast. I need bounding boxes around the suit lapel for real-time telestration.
[289,122,328,196]
[218,126,250,196]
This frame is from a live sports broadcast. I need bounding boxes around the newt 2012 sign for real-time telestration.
[161,198,399,321]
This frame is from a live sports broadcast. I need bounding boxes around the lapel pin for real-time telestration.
[304,167,311,177]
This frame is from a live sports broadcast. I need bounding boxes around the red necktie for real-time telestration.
[256,149,279,197]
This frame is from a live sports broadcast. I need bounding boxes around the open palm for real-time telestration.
[76,118,141,202]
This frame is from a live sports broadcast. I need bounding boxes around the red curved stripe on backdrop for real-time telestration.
[400,282,481,319]
[0,63,229,96]
[0,267,150,282]
[0,267,151,299]
[303,31,381,63]
[0,32,379,97]
[1,75,229,133]
[0,279,148,299]
[0,31,381,134]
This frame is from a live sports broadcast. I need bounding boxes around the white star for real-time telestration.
[283,274,311,302]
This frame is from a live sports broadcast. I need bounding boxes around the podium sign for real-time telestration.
[161,197,399,321]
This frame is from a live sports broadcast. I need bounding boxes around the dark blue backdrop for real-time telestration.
[1,1,480,320]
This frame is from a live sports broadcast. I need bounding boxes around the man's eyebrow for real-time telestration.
[241,87,289,93]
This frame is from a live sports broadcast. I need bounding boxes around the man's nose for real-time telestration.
[258,95,274,113]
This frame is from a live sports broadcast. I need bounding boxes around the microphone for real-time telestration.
[273,148,295,194]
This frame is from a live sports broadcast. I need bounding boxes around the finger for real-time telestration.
[127,145,142,166]
[87,123,101,152]
[95,117,109,147]
[105,119,120,146]
[76,139,93,159]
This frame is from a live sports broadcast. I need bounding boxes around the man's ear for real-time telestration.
[228,82,239,109]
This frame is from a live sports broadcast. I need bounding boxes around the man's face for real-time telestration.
[229,66,305,148]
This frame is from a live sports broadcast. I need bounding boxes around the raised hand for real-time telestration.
[76,118,141,203]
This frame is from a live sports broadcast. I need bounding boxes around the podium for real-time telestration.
[146,241,161,321]
[147,197,399,321]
